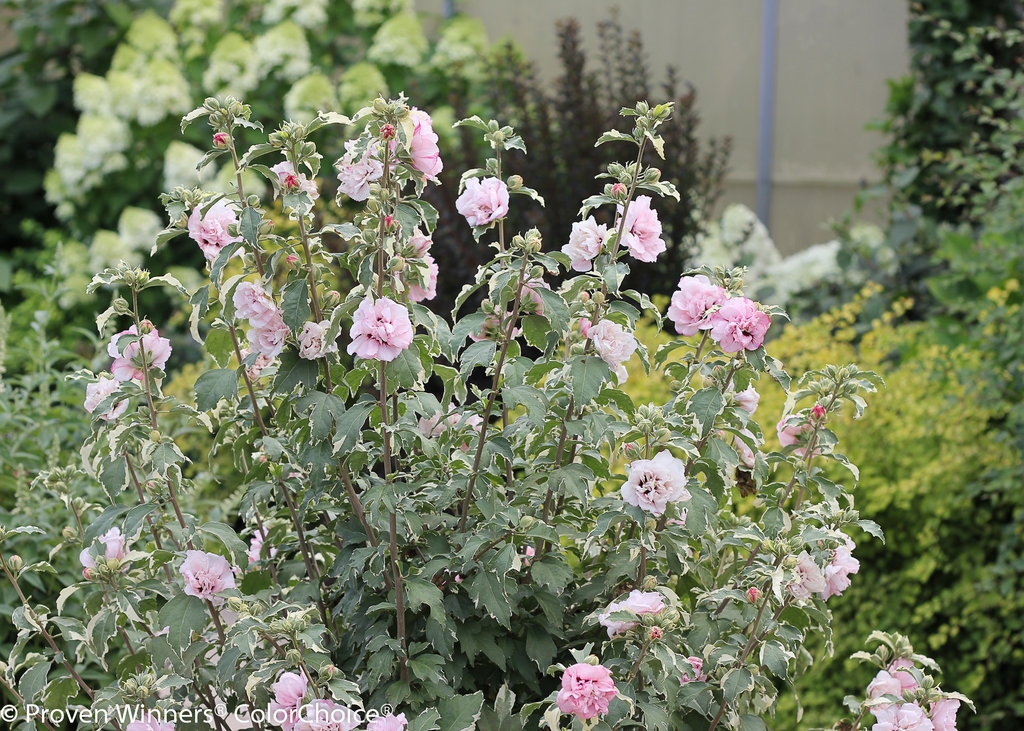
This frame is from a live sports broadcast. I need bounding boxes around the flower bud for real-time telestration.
[648,626,664,641]
[746,586,762,603]
[213,132,230,148]
[584,654,600,666]
[811,403,827,421]
[112,297,132,315]
[62,526,78,542]
[6,555,23,573]
[227,597,246,613]
[324,290,341,307]
[519,515,537,531]
[286,648,303,665]
[611,182,628,200]
[380,123,396,140]
[321,664,338,680]
[506,175,523,190]
[373,98,388,114]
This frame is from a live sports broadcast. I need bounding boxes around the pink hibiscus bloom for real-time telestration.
[335,140,384,201]
[708,296,771,352]
[456,177,509,227]
[821,539,860,600]
[598,590,665,638]
[562,217,608,272]
[619,195,665,262]
[871,702,934,731]
[786,551,827,601]
[126,713,175,731]
[367,714,408,731]
[179,550,236,605]
[188,198,242,263]
[667,274,728,337]
[271,161,319,201]
[348,296,414,362]
[408,108,442,180]
[84,375,128,421]
[680,656,708,683]
[620,450,689,516]
[79,527,128,579]
[556,663,617,721]
[267,671,307,731]
[107,324,172,381]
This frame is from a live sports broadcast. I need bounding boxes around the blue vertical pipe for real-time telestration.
[756,0,778,229]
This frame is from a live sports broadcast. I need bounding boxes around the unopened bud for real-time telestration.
[611,182,627,200]
[112,297,132,315]
[648,626,664,641]
[584,654,600,666]
[519,515,537,531]
[6,555,23,573]
[746,586,762,603]
[285,648,303,665]
[62,526,78,542]
[506,175,523,190]
[321,664,338,680]
[213,132,230,148]
[811,403,827,421]
[380,123,396,140]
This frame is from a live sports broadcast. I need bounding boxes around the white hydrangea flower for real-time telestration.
[52,241,93,309]
[49,133,88,203]
[76,114,130,177]
[73,74,112,116]
[136,59,192,126]
[255,21,312,82]
[163,141,215,191]
[122,11,179,63]
[263,0,328,28]
[203,32,261,97]
[758,241,841,307]
[694,221,733,270]
[105,70,138,120]
[352,0,413,27]
[90,229,142,274]
[367,12,428,68]
[117,207,163,254]
[169,0,223,30]
[285,73,339,123]
[431,16,489,76]
[338,62,388,115]
[720,203,759,245]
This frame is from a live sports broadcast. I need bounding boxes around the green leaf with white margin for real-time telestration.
[688,386,726,438]
[332,399,377,455]
[467,571,513,629]
[18,660,50,702]
[159,594,208,652]
[194,368,239,411]
[239,206,261,246]
[280,278,311,331]
[147,439,188,476]
[199,522,248,567]
[570,355,610,405]
[723,666,754,703]
[436,692,484,731]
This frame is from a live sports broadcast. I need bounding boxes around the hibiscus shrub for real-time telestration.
[0,96,970,731]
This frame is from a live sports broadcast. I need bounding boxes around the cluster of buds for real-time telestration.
[121,671,159,702]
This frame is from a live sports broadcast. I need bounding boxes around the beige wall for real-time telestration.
[418,0,909,254]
